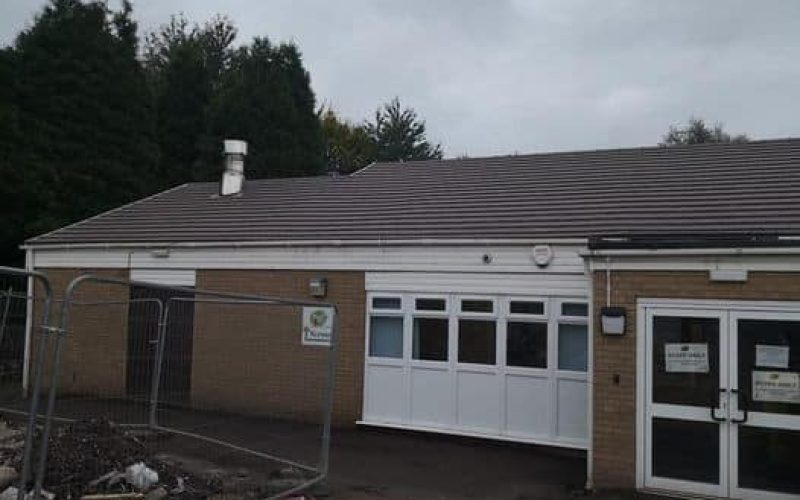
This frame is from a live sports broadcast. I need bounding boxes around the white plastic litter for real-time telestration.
[125,462,159,491]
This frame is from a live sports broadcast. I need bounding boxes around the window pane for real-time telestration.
[739,426,800,494]
[737,319,800,416]
[413,318,448,361]
[561,302,588,317]
[558,323,587,371]
[652,316,719,407]
[652,418,719,484]
[509,301,544,315]
[369,316,403,358]
[372,297,401,310]
[415,298,446,311]
[458,319,496,364]
[507,322,547,368]
[461,299,493,313]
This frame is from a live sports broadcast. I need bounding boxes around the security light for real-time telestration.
[600,307,626,335]
[309,277,328,298]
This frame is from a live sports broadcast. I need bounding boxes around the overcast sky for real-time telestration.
[2,1,799,157]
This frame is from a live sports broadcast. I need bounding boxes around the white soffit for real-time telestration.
[130,268,196,287]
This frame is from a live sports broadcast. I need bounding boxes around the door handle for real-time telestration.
[709,388,727,422]
[730,388,748,424]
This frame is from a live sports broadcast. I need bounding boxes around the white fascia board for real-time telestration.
[23,237,588,250]
[586,253,800,273]
[30,242,590,275]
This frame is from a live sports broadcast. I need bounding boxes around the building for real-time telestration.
[23,138,800,499]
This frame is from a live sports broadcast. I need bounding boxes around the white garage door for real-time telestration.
[361,293,589,449]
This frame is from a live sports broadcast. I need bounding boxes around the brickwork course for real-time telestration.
[591,270,800,489]
[31,268,365,426]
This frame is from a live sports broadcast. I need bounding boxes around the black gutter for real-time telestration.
[588,233,800,250]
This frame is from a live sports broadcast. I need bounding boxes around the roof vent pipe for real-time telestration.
[220,139,248,196]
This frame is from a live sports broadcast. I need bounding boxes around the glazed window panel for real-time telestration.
[461,299,494,314]
[506,321,547,368]
[509,301,545,316]
[369,316,404,358]
[558,323,588,372]
[413,317,449,361]
[415,298,446,312]
[458,319,496,364]
[561,302,588,317]
[372,297,401,310]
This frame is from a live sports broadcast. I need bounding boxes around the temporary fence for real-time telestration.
[0,267,339,500]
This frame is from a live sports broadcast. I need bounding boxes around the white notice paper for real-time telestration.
[301,307,334,346]
[752,371,800,404]
[755,345,790,369]
[665,343,709,373]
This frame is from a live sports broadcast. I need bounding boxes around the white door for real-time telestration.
[728,311,800,500]
[643,305,800,499]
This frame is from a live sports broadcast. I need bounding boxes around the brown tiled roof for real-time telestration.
[26,138,800,246]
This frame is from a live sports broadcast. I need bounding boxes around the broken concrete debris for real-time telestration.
[0,486,54,500]
[0,417,315,499]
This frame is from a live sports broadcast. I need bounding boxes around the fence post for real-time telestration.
[0,267,53,500]
[319,305,339,478]
[149,300,170,428]
[0,287,12,350]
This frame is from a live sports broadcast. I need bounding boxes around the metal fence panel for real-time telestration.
[0,266,55,500]
[27,273,338,499]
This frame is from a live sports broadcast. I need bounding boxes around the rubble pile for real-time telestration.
[0,417,310,499]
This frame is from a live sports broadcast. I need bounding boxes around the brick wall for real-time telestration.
[592,270,800,489]
[193,270,365,425]
[33,268,130,397]
[32,268,365,426]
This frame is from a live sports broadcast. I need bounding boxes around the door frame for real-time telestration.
[636,298,800,498]
[641,305,728,498]
[728,309,800,500]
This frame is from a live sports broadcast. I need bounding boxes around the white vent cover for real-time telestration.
[221,139,248,196]
[130,269,196,287]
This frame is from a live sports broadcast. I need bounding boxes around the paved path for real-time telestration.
[326,427,587,500]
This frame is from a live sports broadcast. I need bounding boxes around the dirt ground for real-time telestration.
[0,397,671,499]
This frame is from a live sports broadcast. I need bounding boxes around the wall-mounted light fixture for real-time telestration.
[600,307,626,335]
[309,277,328,298]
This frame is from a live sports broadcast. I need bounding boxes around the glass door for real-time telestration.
[645,306,800,500]
[729,312,800,500]
[644,308,728,498]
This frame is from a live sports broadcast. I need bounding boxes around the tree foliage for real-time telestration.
[144,15,237,186]
[0,2,444,266]
[366,98,443,162]
[320,107,375,174]
[207,39,324,178]
[1,0,157,265]
[321,98,443,174]
[662,117,749,146]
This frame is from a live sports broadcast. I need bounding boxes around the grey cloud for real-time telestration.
[2,0,799,157]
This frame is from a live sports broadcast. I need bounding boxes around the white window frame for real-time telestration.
[369,294,404,313]
[361,292,590,449]
[506,296,548,321]
[555,298,589,374]
[410,294,450,365]
[366,293,406,364]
